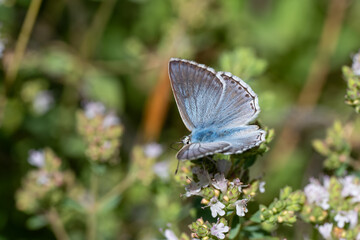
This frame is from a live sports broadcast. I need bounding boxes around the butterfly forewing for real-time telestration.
[169,58,225,130]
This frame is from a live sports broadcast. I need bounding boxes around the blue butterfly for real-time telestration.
[169,58,266,160]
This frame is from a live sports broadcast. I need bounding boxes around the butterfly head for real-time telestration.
[181,135,191,145]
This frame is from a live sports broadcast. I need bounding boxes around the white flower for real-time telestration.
[33,90,54,114]
[304,178,330,210]
[144,143,163,158]
[164,229,178,240]
[259,181,266,193]
[317,223,332,240]
[184,181,201,197]
[0,38,4,58]
[153,161,170,180]
[84,102,106,119]
[234,199,248,217]
[102,112,120,128]
[209,197,225,218]
[340,175,360,203]
[102,141,111,149]
[357,232,360,240]
[348,210,358,228]
[334,210,358,228]
[216,159,231,175]
[352,51,360,76]
[37,172,50,185]
[28,150,45,168]
[192,167,212,187]
[212,173,228,193]
[0,24,5,58]
[210,222,230,239]
[229,178,245,193]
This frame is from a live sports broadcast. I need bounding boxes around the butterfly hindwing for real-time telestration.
[219,125,266,155]
[177,141,230,160]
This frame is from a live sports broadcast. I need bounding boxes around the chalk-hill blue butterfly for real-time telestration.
[169,58,266,160]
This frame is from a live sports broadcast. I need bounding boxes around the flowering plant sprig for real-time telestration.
[77,102,123,163]
[312,121,352,172]
[343,51,360,113]
[163,127,273,240]
[259,186,305,228]
[301,175,360,239]
[16,148,74,213]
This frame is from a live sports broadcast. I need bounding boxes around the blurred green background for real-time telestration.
[0,0,360,239]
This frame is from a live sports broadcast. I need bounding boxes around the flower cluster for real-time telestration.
[16,149,73,213]
[343,51,360,113]
[312,121,352,171]
[189,218,230,240]
[302,175,360,239]
[20,80,54,115]
[260,186,305,227]
[77,102,123,162]
[184,164,250,220]
[131,142,164,184]
[163,218,231,240]
[0,22,6,58]
[179,159,266,239]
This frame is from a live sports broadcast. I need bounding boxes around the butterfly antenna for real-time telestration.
[170,141,182,151]
[174,159,180,175]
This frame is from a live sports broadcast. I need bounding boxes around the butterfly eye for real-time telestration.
[182,136,190,145]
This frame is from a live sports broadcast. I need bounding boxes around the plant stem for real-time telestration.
[80,0,117,58]
[267,0,348,172]
[45,207,70,240]
[98,174,136,210]
[5,0,43,88]
[87,171,99,240]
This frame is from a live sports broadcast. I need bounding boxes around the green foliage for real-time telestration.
[1,0,360,239]
[312,121,352,172]
[343,65,360,113]
[259,186,305,227]
[218,48,267,80]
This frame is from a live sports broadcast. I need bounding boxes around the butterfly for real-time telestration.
[169,58,266,160]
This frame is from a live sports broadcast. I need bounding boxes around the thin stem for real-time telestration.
[98,174,136,209]
[87,171,99,240]
[5,0,43,87]
[80,0,117,58]
[267,0,348,172]
[45,207,70,240]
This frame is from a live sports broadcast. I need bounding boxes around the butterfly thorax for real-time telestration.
[190,127,252,143]
[190,128,220,143]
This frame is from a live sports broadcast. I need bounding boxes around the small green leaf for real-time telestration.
[250,210,262,223]
[26,215,47,230]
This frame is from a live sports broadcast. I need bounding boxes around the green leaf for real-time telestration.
[250,210,262,223]
[26,215,48,230]
[1,99,24,135]
[228,215,241,239]
[99,195,122,213]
